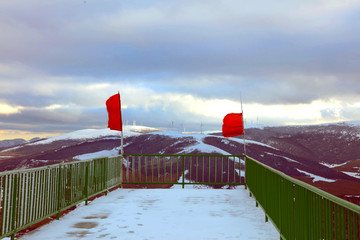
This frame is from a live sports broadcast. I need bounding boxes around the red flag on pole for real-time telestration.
[106,93,122,131]
[222,113,244,137]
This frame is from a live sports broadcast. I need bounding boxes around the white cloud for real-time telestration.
[245,99,351,125]
[0,103,23,115]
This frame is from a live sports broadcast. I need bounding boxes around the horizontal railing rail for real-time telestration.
[122,154,245,187]
[246,156,360,240]
[0,156,122,240]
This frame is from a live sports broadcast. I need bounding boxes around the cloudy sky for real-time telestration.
[1,0,360,140]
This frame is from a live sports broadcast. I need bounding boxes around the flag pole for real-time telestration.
[241,93,246,156]
[241,93,247,189]
[119,91,124,187]
[119,91,124,156]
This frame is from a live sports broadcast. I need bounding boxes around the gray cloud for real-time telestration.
[1,0,360,138]
[1,107,107,132]
[1,0,360,79]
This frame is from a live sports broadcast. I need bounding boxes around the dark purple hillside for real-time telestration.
[0,123,359,204]
[243,123,360,164]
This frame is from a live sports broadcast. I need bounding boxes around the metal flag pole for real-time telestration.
[241,93,246,156]
[241,93,247,189]
[119,91,124,156]
[119,91,124,187]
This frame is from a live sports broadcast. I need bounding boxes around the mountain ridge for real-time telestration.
[1,123,359,204]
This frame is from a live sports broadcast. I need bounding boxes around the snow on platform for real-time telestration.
[19,187,279,240]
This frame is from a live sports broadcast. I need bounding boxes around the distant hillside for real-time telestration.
[0,137,43,151]
[0,123,359,205]
[244,123,360,165]
[0,138,26,150]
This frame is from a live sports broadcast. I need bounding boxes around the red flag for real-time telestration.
[222,113,244,137]
[106,93,122,131]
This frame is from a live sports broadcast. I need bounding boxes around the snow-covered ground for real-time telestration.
[18,187,279,240]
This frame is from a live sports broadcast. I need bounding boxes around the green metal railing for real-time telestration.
[1,154,359,240]
[246,156,360,240]
[0,157,122,240]
[122,154,245,187]
[0,154,243,239]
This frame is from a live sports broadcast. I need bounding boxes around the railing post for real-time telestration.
[244,155,247,189]
[104,158,108,196]
[120,156,123,188]
[85,162,89,205]
[182,155,185,189]
[10,174,18,240]
[56,164,62,220]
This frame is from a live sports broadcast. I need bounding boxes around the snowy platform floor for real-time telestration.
[19,186,279,240]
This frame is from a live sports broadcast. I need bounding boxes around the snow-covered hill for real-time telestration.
[29,125,159,145]
[0,138,27,150]
[0,125,356,177]
[1,122,360,204]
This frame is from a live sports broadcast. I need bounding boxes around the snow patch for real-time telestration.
[154,130,278,152]
[296,169,336,182]
[232,156,245,164]
[0,145,21,152]
[320,161,349,168]
[154,131,208,143]
[182,142,231,155]
[223,137,279,150]
[31,159,50,163]
[235,169,245,177]
[74,148,120,160]
[342,171,360,179]
[220,139,239,148]
[154,131,232,155]
[245,139,279,150]
[345,195,360,198]
[221,139,231,145]
[265,152,299,163]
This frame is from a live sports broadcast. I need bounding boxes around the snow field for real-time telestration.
[19,187,279,240]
